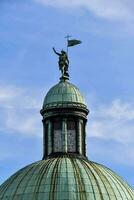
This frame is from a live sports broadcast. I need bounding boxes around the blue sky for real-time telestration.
[0,0,134,187]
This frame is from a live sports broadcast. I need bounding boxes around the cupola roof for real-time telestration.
[41,80,88,113]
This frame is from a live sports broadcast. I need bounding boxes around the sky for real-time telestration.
[0,0,134,187]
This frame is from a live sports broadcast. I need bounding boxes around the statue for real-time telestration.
[53,47,69,78]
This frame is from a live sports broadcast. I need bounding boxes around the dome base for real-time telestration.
[0,155,134,200]
[43,152,88,160]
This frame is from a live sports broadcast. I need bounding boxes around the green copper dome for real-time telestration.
[42,80,88,111]
[0,155,134,200]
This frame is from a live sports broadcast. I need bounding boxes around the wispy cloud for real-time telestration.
[0,86,41,109]
[87,99,134,166]
[0,85,45,136]
[5,108,41,136]
[88,137,134,167]
[88,99,134,143]
[35,0,134,21]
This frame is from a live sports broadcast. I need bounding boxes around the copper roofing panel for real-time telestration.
[0,155,134,200]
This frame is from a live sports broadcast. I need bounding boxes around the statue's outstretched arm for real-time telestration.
[53,47,60,56]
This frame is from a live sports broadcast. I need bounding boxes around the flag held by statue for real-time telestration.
[67,39,82,47]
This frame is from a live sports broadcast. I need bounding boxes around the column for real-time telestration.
[62,118,67,153]
[43,121,45,159]
[48,120,52,155]
[83,121,86,156]
[77,118,83,155]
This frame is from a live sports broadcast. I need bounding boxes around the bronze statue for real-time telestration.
[53,47,69,78]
